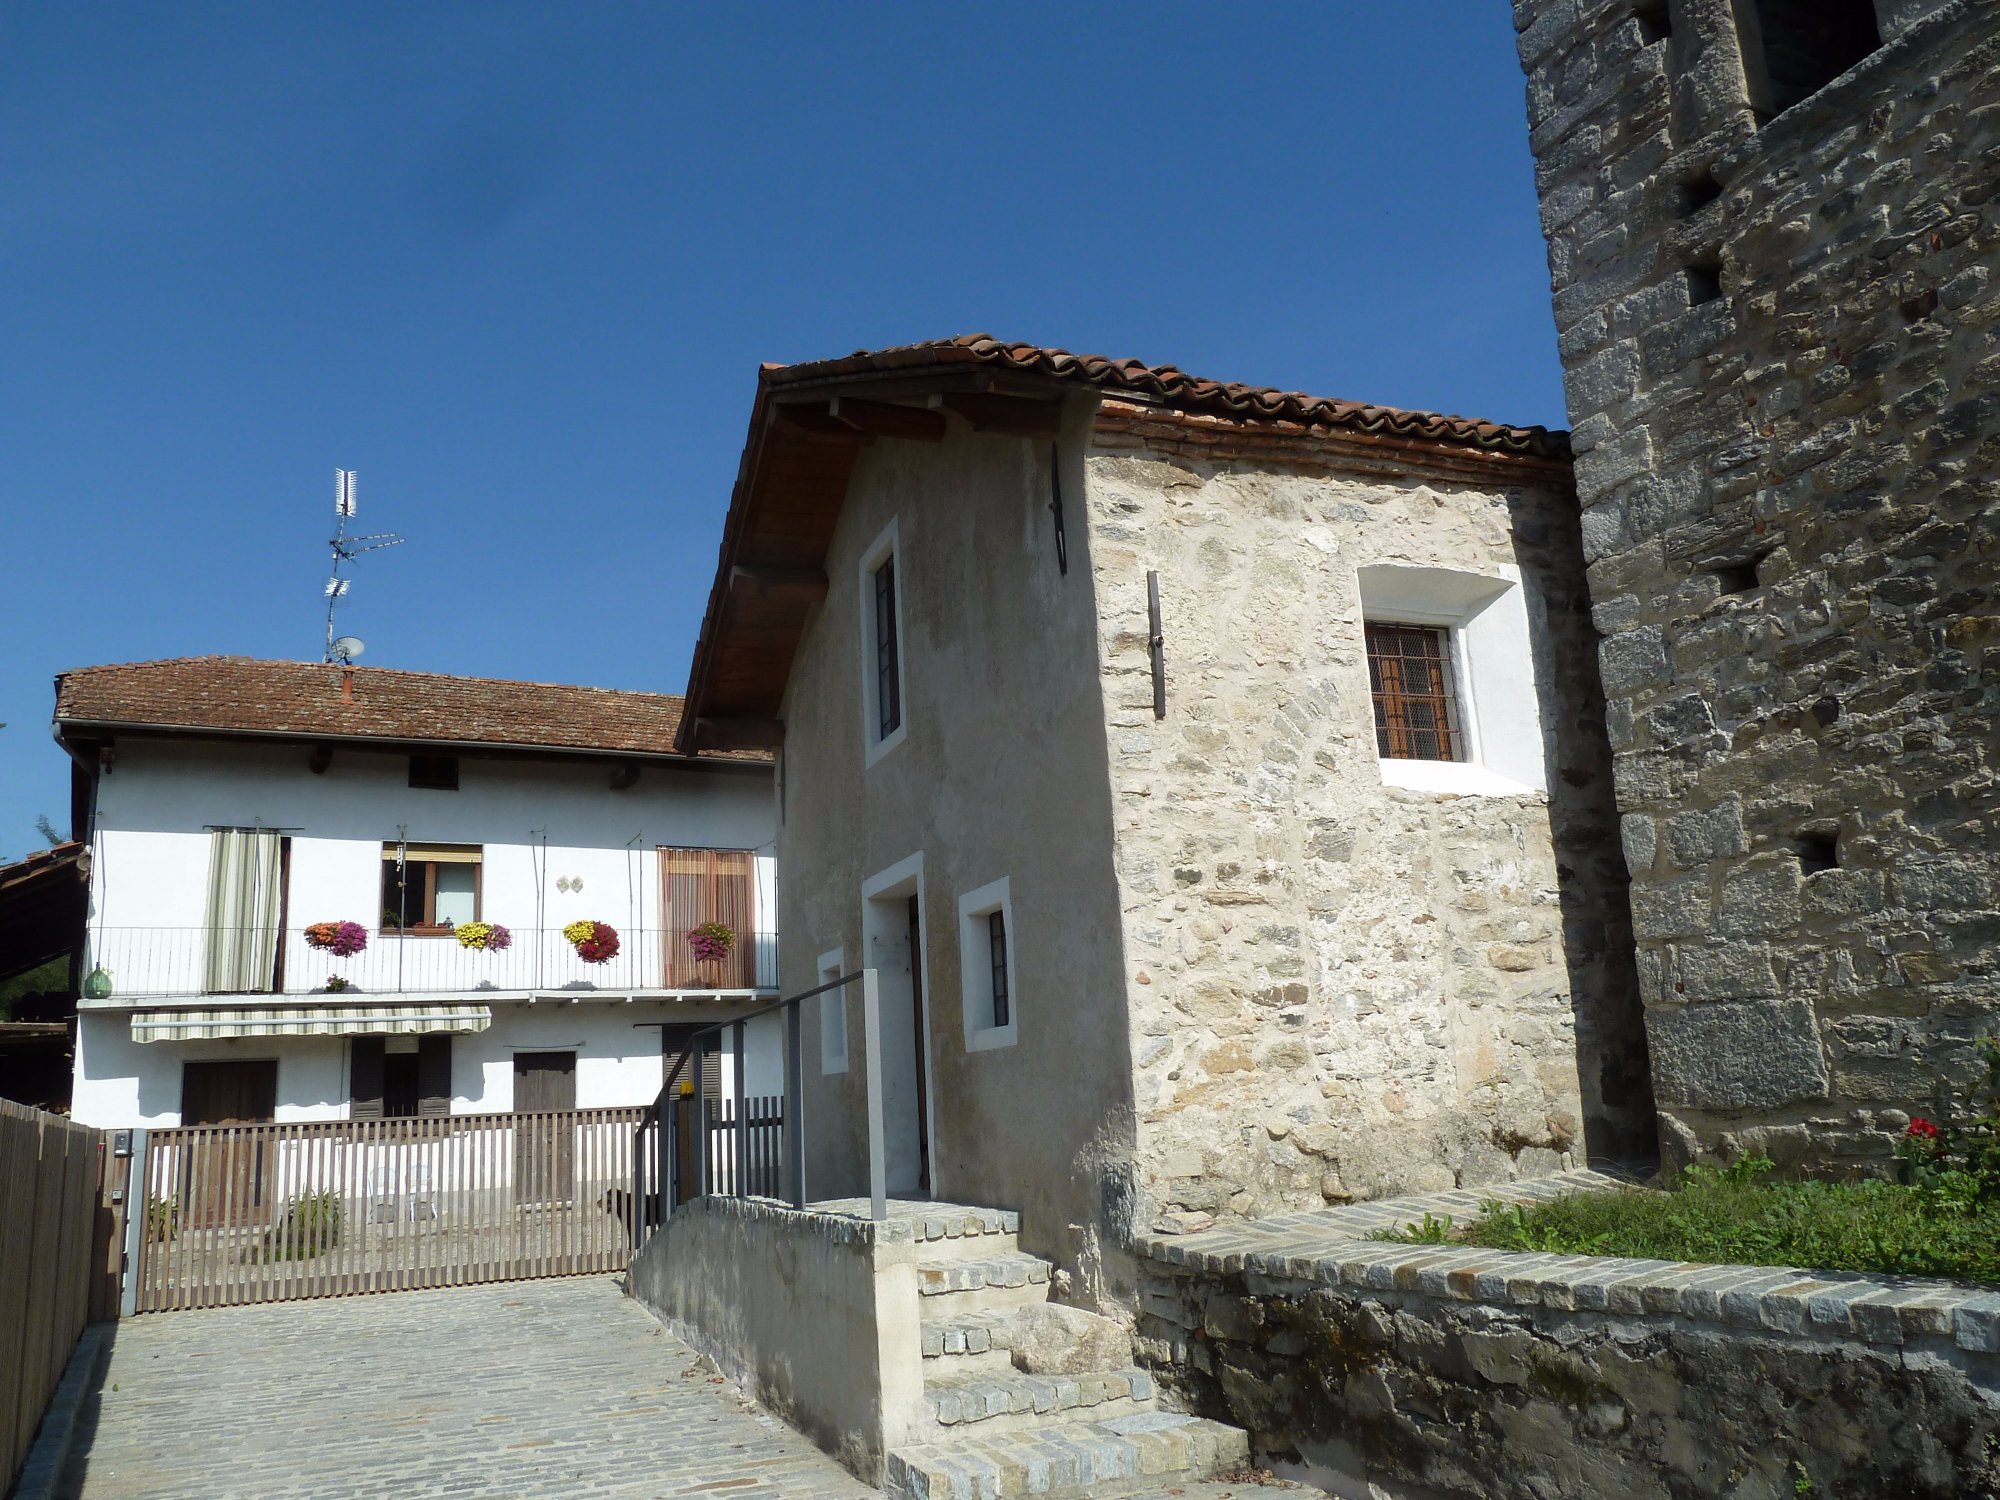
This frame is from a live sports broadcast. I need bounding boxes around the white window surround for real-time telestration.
[1355,563,1548,798]
[817,946,848,1074]
[956,877,1018,1052]
[858,518,908,769]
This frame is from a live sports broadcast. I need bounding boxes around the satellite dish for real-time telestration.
[331,636,366,663]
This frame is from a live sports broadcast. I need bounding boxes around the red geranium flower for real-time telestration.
[1908,1117,1941,1139]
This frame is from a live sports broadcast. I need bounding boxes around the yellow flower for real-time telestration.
[563,919,596,944]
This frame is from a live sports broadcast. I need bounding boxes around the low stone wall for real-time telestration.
[1134,1176,2000,1499]
[625,1198,924,1481]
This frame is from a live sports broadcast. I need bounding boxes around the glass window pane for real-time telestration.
[434,863,477,925]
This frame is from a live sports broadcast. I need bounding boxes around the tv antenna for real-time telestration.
[322,470,403,663]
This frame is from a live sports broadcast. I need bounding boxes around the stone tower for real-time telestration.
[1512,0,2000,1168]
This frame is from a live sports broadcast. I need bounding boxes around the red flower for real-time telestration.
[1908,1117,1941,1139]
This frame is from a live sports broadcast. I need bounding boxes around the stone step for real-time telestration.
[923,1366,1157,1433]
[902,1206,1022,1263]
[883,1411,1251,1499]
[916,1251,1053,1309]
[921,1309,1019,1369]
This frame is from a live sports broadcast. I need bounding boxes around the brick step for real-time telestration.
[915,1252,1053,1308]
[923,1366,1157,1433]
[921,1309,1019,1366]
[883,1411,1251,1499]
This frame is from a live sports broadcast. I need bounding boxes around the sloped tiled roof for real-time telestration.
[763,334,1569,459]
[52,657,738,759]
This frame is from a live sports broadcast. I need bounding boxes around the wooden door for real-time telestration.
[514,1052,576,1204]
[181,1060,278,1227]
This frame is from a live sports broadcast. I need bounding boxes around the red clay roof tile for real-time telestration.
[766,334,1569,459]
[52,657,750,761]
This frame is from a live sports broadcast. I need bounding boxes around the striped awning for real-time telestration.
[130,1003,493,1044]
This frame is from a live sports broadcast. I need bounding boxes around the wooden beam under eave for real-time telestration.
[772,402,874,442]
[693,717,785,751]
[730,563,829,602]
[828,396,946,443]
[932,391,1064,437]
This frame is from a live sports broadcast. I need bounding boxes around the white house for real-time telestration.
[54,656,780,1132]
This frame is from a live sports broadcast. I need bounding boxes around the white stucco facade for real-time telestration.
[70,734,782,1130]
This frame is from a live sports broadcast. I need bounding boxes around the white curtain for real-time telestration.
[203,829,283,994]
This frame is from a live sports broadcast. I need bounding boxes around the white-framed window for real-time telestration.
[956,878,1017,1052]
[858,518,908,766]
[1355,563,1548,798]
[817,946,848,1074]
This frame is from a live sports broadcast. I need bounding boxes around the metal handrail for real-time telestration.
[632,966,887,1248]
[656,969,860,1105]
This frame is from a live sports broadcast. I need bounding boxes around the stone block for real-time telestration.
[1715,863,1804,938]
[1647,999,1830,1111]
[1630,874,1711,940]
[1672,941,1778,1001]
[1663,799,1748,867]
[1597,624,1669,696]
[1011,1303,1136,1375]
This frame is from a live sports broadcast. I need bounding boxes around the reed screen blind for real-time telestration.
[659,847,756,988]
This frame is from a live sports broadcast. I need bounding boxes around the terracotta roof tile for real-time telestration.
[766,334,1569,459]
[53,657,750,761]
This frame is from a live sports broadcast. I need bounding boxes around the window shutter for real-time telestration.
[417,1034,452,1117]
[350,1037,385,1119]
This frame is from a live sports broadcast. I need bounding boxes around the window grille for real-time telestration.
[873,556,901,739]
[1366,623,1461,762]
[987,910,1009,1030]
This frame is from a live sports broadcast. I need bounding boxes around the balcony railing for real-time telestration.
[82,926,779,1001]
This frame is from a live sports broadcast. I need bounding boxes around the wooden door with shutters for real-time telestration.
[181,1060,278,1227]
[660,847,757,987]
[514,1051,576,1204]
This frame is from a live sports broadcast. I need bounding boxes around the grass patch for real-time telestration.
[1374,1158,2000,1283]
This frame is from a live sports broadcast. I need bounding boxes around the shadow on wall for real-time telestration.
[1510,487,1659,1171]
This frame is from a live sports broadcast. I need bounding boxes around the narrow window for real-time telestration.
[1712,548,1771,596]
[987,910,1010,1030]
[1685,260,1723,306]
[874,556,901,739]
[1736,0,1880,120]
[1366,623,1462,762]
[381,843,482,932]
[409,754,459,790]
[1795,831,1839,876]
[957,879,1016,1050]
[1634,0,1670,44]
[818,948,848,1074]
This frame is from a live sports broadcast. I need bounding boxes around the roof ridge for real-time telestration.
[57,656,687,704]
[769,333,1569,458]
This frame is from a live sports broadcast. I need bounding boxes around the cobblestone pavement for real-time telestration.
[59,1278,1293,1499]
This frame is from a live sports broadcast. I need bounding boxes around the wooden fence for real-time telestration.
[1,1099,108,1496]
[132,1107,646,1313]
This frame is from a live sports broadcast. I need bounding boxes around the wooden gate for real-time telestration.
[131,1107,644,1313]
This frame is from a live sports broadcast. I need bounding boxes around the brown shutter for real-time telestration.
[417,1034,452,1117]
[350,1037,385,1119]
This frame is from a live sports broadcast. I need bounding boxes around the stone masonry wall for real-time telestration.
[1516,0,2000,1167]
[1082,408,1651,1235]
[1135,1177,2000,1499]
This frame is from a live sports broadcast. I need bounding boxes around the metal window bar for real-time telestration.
[874,557,900,738]
[1365,622,1460,762]
[988,910,1009,1029]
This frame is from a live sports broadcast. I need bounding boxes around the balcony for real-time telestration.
[81,925,779,1001]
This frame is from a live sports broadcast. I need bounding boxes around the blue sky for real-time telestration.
[0,3,1562,858]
